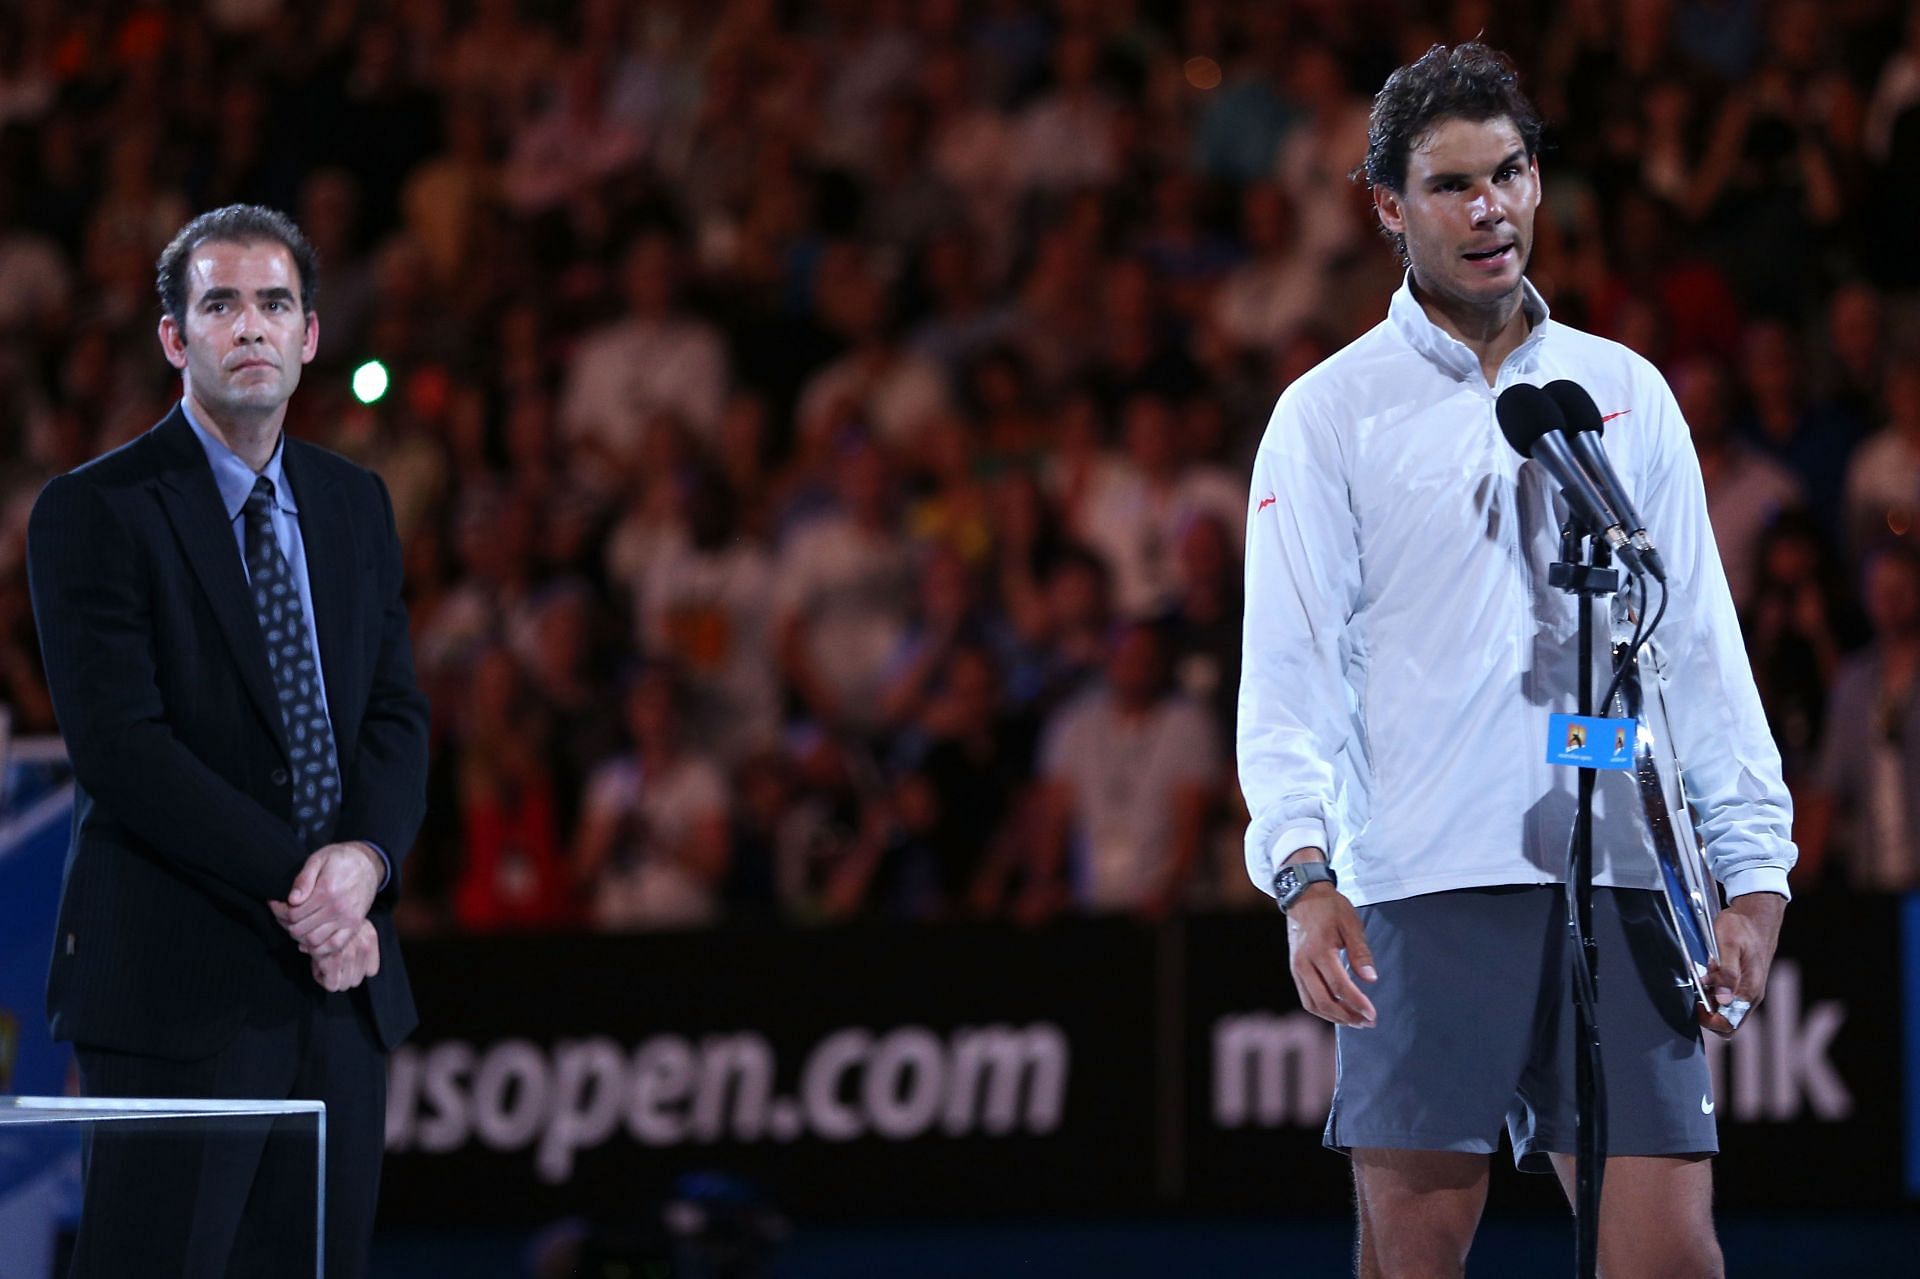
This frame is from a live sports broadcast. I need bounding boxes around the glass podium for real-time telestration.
[0,1095,326,1279]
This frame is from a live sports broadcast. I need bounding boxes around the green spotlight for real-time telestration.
[351,360,390,405]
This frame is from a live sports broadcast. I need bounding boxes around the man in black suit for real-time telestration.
[26,205,428,1277]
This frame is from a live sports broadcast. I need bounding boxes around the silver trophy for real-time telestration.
[1617,644,1751,1036]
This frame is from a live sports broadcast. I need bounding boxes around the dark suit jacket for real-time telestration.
[26,406,429,1060]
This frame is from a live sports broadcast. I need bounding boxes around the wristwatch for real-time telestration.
[1273,860,1338,914]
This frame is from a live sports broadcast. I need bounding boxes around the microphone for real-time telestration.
[1543,379,1667,582]
[1495,383,1654,580]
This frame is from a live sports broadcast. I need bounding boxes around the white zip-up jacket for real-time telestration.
[1238,276,1796,907]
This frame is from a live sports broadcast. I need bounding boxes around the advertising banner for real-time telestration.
[384,895,1906,1226]
[382,920,1159,1224]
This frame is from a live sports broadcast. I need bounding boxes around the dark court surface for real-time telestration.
[370,1213,1920,1278]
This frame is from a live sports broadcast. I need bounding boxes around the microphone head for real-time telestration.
[1495,382,1566,459]
[1543,379,1605,435]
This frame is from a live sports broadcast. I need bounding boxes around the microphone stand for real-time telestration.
[1546,522,1617,1279]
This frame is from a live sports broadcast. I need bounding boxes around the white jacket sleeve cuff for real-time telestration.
[1722,865,1791,902]
[1247,818,1331,897]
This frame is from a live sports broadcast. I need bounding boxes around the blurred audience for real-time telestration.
[1843,352,1920,557]
[1680,353,1802,612]
[774,438,917,736]
[1802,542,1920,891]
[562,227,730,460]
[1744,511,1861,788]
[7,0,1920,925]
[573,665,732,929]
[450,642,574,932]
[1019,621,1220,920]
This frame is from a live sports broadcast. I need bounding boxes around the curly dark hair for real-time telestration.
[155,204,320,327]
[1356,42,1544,258]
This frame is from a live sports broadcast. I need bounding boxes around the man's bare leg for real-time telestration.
[1548,1154,1723,1278]
[1351,1148,1490,1278]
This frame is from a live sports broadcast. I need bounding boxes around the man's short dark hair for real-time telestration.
[1356,42,1544,255]
[155,204,320,326]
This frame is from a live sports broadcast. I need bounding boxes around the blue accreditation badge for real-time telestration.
[1546,713,1636,770]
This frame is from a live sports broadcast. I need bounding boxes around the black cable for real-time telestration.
[1598,573,1652,718]
[1641,575,1670,651]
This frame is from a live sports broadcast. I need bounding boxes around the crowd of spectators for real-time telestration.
[5,0,1920,933]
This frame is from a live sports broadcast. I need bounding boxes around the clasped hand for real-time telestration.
[1699,890,1786,1039]
[269,842,383,992]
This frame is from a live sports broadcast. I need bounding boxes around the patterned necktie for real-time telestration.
[244,475,341,848]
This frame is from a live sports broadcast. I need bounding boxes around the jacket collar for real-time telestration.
[1387,271,1551,384]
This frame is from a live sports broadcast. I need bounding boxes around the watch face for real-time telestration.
[1276,868,1299,896]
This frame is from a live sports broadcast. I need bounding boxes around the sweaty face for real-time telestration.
[161,240,317,424]
[1376,116,1538,313]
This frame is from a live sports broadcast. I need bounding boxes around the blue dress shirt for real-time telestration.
[181,400,390,886]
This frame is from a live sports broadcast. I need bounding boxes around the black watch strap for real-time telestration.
[1273,860,1338,913]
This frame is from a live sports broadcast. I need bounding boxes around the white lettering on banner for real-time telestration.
[1212,1013,1335,1128]
[629,1036,696,1145]
[800,1029,870,1143]
[944,1024,1068,1136]
[386,1023,1071,1183]
[1704,961,1852,1122]
[692,1034,775,1143]
[471,1039,548,1149]
[539,1038,626,1181]
[418,1042,475,1152]
[865,1028,946,1139]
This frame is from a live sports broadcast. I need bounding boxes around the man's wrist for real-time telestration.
[1273,859,1337,912]
[1727,889,1787,916]
[350,840,392,891]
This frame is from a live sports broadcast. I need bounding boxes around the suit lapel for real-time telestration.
[150,410,290,761]
[282,441,360,754]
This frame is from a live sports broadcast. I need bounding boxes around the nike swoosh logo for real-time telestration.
[1601,409,1632,424]
[1257,494,1277,512]
[1701,1096,1715,1115]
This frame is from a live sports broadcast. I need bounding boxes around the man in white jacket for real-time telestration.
[1238,43,1792,1278]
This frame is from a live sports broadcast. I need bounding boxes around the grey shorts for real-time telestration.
[1323,885,1717,1171]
